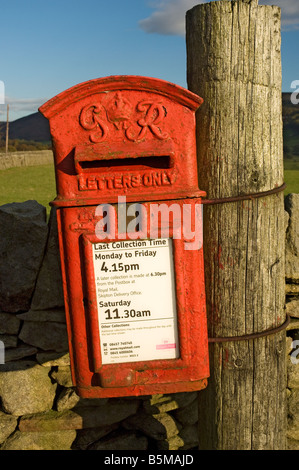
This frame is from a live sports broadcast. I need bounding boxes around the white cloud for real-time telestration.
[6,97,46,113]
[261,0,299,30]
[139,0,200,36]
[0,97,47,120]
[139,0,299,36]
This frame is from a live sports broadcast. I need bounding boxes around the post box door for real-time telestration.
[56,199,208,397]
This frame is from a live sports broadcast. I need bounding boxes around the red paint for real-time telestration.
[39,76,209,398]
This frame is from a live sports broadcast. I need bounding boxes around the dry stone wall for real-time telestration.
[285,194,299,450]
[0,196,298,450]
[0,150,53,170]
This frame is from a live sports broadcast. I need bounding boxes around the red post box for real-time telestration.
[39,76,209,398]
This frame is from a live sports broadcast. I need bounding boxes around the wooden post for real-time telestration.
[186,0,286,450]
[5,104,9,154]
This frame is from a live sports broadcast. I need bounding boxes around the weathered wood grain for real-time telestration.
[186,0,286,450]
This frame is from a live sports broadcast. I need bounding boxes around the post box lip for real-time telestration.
[50,191,206,208]
[38,75,203,120]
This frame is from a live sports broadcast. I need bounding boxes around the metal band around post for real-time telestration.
[208,314,290,343]
[205,183,288,342]
[202,183,286,206]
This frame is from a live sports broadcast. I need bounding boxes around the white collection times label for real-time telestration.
[92,238,179,365]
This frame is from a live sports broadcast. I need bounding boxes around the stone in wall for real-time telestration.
[56,388,81,412]
[122,392,200,450]
[288,388,299,420]
[177,424,199,450]
[288,438,299,450]
[142,392,197,414]
[87,430,148,450]
[17,307,68,355]
[18,319,68,352]
[287,321,299,450]
[19,399,140,432]
[172,398,198,426]
[56,388,110,412]
[286,285,299,295]
[123,411,181,441]
[0,360,57,416]
[51,365,73,388]
[17,308,66,323]
[286,298,299,318]
[0,334,17,348]
[285,194,299,283]
[0,201,48,312]
[1,430,77,451]
[73,424,119,450]
[36,351,70,366]
[0,411,18,444]
[30,207,64,310]
[5,345,38,362]
[288,353,299,389]
[288,417,299,443]
[0,312,20,335]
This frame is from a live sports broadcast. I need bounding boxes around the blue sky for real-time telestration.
[0,0,298,122]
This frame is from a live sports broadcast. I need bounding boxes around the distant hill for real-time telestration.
[0,112,51,143]
[282,93,299,169]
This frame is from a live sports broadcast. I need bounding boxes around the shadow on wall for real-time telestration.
[0,200,199,450]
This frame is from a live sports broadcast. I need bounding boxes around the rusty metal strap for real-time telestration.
[202,182,286,206]
[208,314,290,343]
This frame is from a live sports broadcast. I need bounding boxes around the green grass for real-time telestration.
[284,158,299,171]
[284,170,299,195]
[0,163,297,217]
[0,164,56,216]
